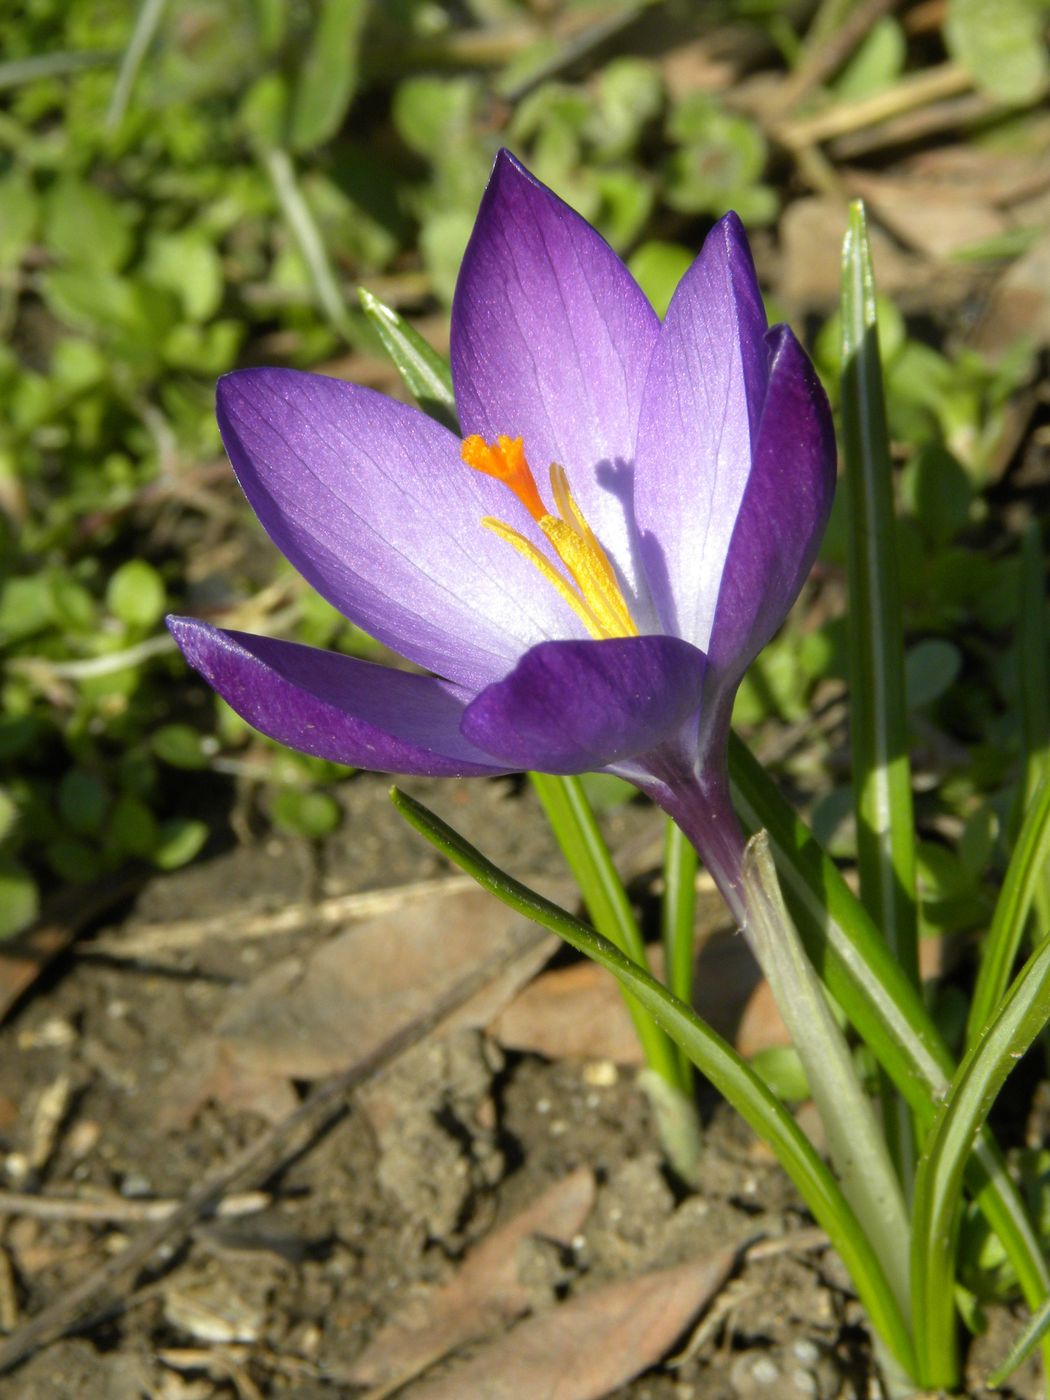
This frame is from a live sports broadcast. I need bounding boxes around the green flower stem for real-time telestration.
[529,772,701,1181]
[641,748,913,1327]
[741,831,912,1318]
[662,817,698,1087]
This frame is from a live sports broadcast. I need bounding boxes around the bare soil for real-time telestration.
[0,775,1041,1400]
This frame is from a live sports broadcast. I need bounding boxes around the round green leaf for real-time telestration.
[905,638,962,710]
[153,818,208,870]
[0,856,38,940]
[107,559,166,630]
[152,724,209,770]
[108,794,159,859]
[946,0,1049,102]
[58,769,110,836]
[269,788,342,838]
[47,837,103,884]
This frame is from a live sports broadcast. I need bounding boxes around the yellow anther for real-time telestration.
[462,435,637,641]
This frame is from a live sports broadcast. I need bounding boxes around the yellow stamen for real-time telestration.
[461,435,638,641]
[481,518,607,637]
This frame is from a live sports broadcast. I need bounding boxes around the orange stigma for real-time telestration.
[461,434,546,523]
[460,434,638,642]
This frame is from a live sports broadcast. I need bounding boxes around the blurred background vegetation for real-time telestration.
[1,0,1048,948]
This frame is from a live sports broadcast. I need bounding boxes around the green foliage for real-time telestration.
[945,0,1049,103]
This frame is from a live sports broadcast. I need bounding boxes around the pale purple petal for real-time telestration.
[632,213,770,649]
[705,324,836,683]
[217,368,590,693]
[451,150,660,613]
[461,636,707,775]
[167,616,510,777]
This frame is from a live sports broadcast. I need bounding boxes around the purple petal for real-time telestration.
[705,324,836,683]
[217,368,588,693]
[167,616,510,777]
[451,151,661,612]
[461,636,707,775]
[632,213,770,649]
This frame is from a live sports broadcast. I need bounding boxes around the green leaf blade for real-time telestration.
[390,784,916,1378]
[358,287,459,432]
[912,936,1050,1387]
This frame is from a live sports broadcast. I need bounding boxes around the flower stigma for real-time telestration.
[461,434,637,641]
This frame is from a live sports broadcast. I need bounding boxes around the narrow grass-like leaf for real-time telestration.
[728,733,1050,1334]
[391,785,917,1377]
[358,287,459,432]
[530,772,683,1092]
[988,1292,1050,1387]
[662,817,698,1085]
[106,0,169,132]
[1018,522,1050,931]
[0,50,116,92]
[841,199,918,1179]
[968,775,1050,1045]
[263,147,353,342]
[912,935,1050,1388]
[288,0,366,152]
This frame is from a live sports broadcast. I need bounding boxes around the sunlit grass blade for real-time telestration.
[912,935,1050,1389]
[728,733,1050,1337]
[357,287,459,432]
[390,784,917,1377]
[988,1292,1050,1388]
[263,147,354,342]
[840,199,919,1180]
[662,817,698,1085]
[1018,522,1050,931]
[529,772,683,1093]
[106,0,169,132]
[968,775,1050,1046]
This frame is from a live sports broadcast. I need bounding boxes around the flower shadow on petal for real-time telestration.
[461,636,707,775]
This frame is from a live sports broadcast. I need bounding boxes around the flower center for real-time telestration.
[461,434,637,640]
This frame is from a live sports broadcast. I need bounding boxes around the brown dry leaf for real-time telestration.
[162,886,558,1122]
[847,171,1007,260]
[348,1167,596,1388]
[970,229,1050,358]
[492,960,648,1065]
[779,196,915,309]
[492,929,762,1064]
[401,1248,738,1400]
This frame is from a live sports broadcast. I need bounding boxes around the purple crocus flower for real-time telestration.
[168,151,834,890]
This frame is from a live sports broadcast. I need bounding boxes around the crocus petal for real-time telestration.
[217,368,590,693]
[461,636,707,775]
[705,324,836,684]
[167,616,510,777]
[451,151,660,608]
[632,213,770,649]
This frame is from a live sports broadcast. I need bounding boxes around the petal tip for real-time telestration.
[165,613,215,671]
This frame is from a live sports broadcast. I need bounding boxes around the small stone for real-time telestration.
[792,1339,820,1366]
[751,1356,780,1385]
